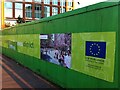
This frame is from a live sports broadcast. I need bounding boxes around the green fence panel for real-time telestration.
[34,22,44,34]
[46,62,60,84]
[30,57,40,72]
[24,24,34,34]
[16,52,25,65]
[39,60,47,77]
[1,2,119,88]
[100,6,118,32]
[23,55,34,69]
[0,46,2,54]
[8,27,16,35]
[10,50,18,60]
[2,47,6,55]
[2,29,9,35]
[118,3,120,88]
[16,26,25,34]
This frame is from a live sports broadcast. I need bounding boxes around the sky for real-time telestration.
[74,0,108,9]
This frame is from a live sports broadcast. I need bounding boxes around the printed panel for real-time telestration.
[1,34,40,59]
[72,32,116,82]
[40,33,72,68]
[17,34,40,58]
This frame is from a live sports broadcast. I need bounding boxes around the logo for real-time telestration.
[8,40,17,51]
[86,41,106,59]
[23,41,34,48]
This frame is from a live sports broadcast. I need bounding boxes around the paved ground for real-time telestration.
[0,54,61,89]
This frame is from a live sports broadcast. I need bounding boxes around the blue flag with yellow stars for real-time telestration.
[86,41,106,59]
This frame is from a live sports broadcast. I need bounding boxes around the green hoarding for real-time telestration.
[1,1,119,88]
[1,32,116,82]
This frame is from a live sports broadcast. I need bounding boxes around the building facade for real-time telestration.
[3,0,75,27]
[1,0,5,30]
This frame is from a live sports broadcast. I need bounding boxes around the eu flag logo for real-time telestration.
[86,41,106,59]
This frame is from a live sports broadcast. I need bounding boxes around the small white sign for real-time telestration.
[40,35,48,39]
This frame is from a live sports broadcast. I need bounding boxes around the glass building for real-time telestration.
[4,0,75,25]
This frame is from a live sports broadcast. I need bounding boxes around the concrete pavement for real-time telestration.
[0,54,61,89]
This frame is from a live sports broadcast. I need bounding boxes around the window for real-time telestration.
[44,6,50,17]
[25,4,32,18]
[4,2,13,18]
[35,4,41,19]
[44,0,50,4]
[25,0,32,2]
[15,0,23,2]
[15,3,23,18]
[60,8,66,13]
[52,0,58,5]
[60,0,65,6]
[52,7,58,15]
[68,0,72,7]
[34,0,41,3]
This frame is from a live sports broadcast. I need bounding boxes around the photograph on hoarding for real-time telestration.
[40,33,71,68]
